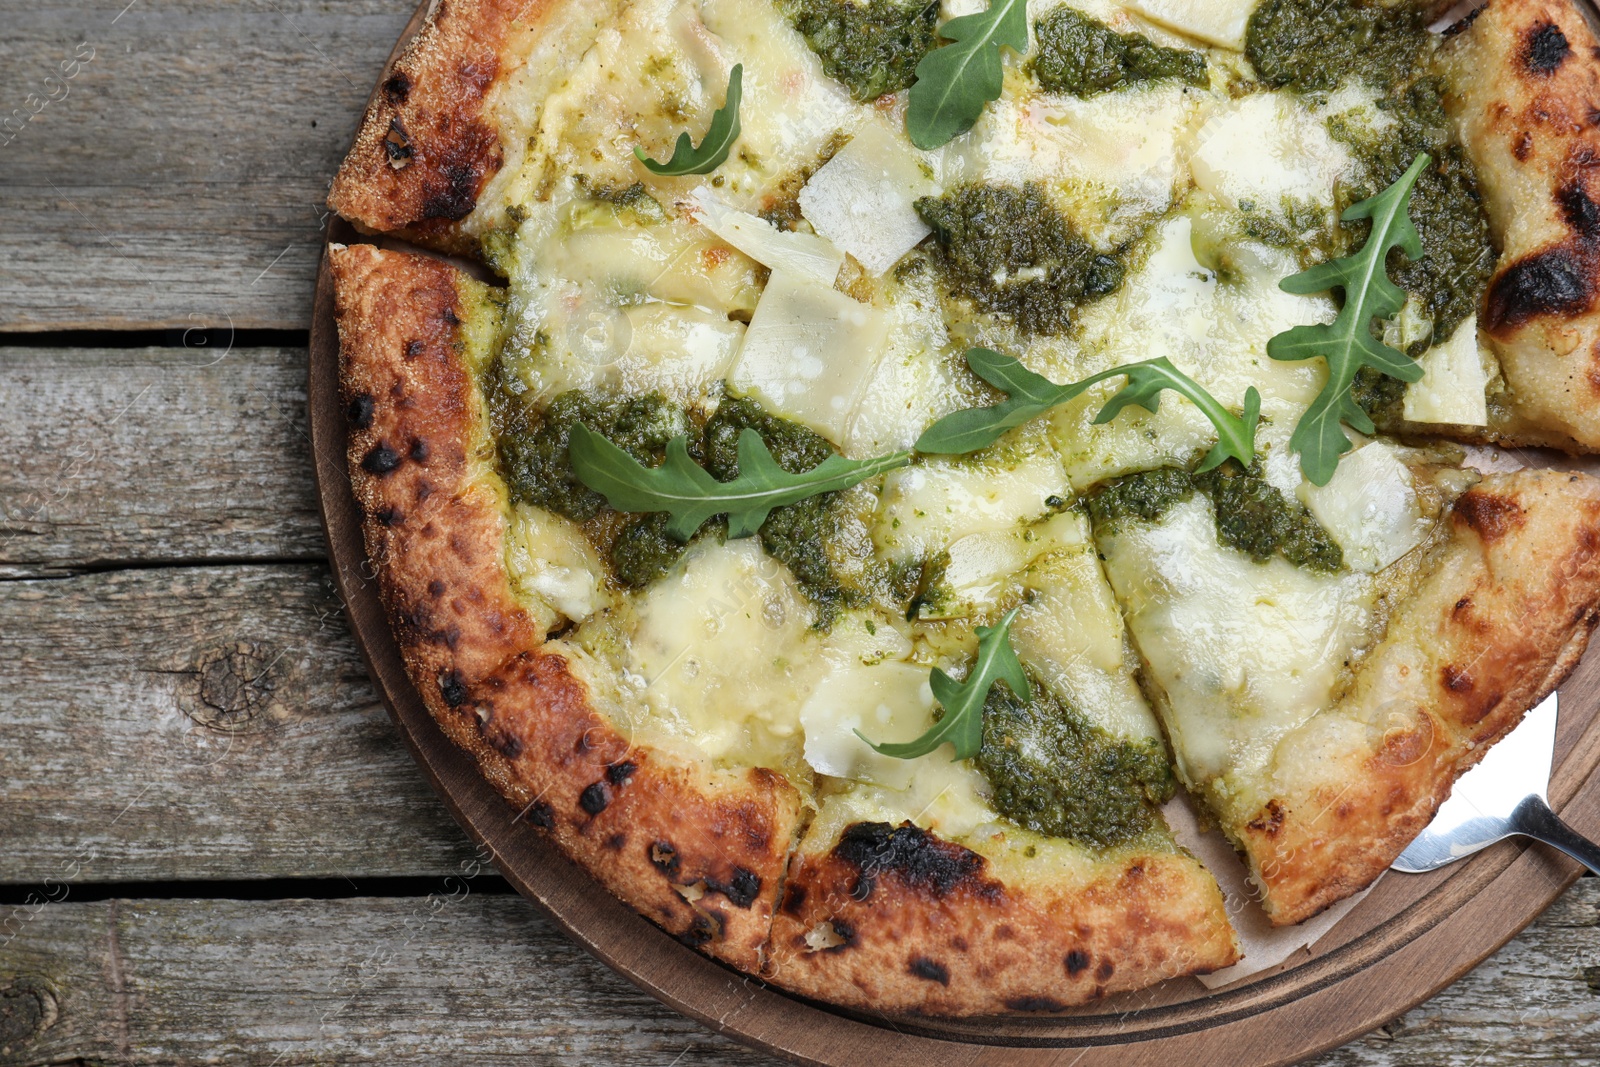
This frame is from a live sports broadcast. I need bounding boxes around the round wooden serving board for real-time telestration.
[310,4,1600,1063]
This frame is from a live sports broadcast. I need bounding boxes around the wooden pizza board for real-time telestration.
[308,4,1600,1062]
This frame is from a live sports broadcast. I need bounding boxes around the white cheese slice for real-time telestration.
[1124,0,1255,50]
[1296,440,1429,573]
[1403,316,1490,426]
[729,269,889,443]
[1099,495,1377,784]
[798,122,936,274]
[689,188,844,287]
[1190,93,1352,213]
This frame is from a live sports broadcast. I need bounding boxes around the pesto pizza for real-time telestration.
[325,0,1600,1015]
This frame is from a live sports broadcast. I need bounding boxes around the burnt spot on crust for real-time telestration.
[523,800,555,829]
[650,841,681,877]
[605,759,638,786]
[346,392,375,430]
[427,579,447,597]
[579,782,611,816]
[1442,664,1474,692]
[1560,181,1600,240]
[404,339,425,359]
[709,867,762,909]
[1454,490,1527,542]
[361,442,402,475]
[422,158,491,222]
[831,822,994,903]
[1096,960,1115,982]
[1454,595,1473,617]
[382,69,412,105]
[1004,995,1067,1013]
[374,505,403,527]
[1515,132,1534,161]
[484,720,523,760]
[781,881,806,915]
[409,437,430,463]
[605,833,627,851]
[1523,22,1572,76]
[908,956,950,985]
[825,917,856,950]
[439,670,468,707]
[1247,799,1286,837]
[1486,246,1596,331]
[1065,949,1091,976]
[677,914,716,948]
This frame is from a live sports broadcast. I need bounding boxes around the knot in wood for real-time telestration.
[0,976,58,1055]
[181,641,280,731]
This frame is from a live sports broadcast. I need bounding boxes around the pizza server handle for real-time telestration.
[1508,794,1600,876]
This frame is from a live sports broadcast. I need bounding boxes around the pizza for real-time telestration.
[325,0,1600,1015]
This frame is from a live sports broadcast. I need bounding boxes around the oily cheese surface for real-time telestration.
[325,0,1600,1014]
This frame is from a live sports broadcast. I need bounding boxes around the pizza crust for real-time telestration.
[767,820,1239,1016]
[1436,0,1600,451]
[1236,469,1600,925]
[330,243,805,969]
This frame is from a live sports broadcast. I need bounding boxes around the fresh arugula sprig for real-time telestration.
[1268,152,1430,486]
[634,65,743,176]
[916,348,1260,472]
[906,0,1028,150]
[856,607,1028,761]
[569,422,910,541]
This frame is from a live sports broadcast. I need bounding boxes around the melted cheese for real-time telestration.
[623,539,820,768]
[505,504,612,624]
[1189,92,1355,213]
[874,444,1071,558]
[1099,496,1378,786]
[1296,441,1429,574]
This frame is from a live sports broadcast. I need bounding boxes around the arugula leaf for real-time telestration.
[916,348,1260,472]
[905,0,1029,150]
[569,422,911,541]
[1267,153,1430,486]
[634,65,743,176]
[855,607,1028,760]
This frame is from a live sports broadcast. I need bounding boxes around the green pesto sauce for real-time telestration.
[700,396,856,627]
[1087,463,1344,572]
[977,678,1174,850]
[1246,0,1495,354]
[1194,461,1343,571]
[1032,6,1207,98]
[497,388,690,523]
[778,0,939,102]
[915,183,1127,335]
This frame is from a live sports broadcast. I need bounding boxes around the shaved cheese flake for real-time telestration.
[729,269,889,443]
[798,123,936,274]
[801,658,936,789]
[1124,0,1254,50]
[1403,316,1490,426]
[689,188,844,287]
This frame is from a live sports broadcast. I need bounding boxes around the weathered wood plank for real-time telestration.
[0,0,410,331]
[0,346,322,576]
[1,884,1597,1067]
[0,562,479,882]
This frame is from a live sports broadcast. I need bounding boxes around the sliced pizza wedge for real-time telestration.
[1089,451,1600,923]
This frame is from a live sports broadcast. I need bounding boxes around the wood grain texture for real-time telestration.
[0,346,323,577]
[1,885,1598,1067]
[0,561,479,882]
[0,0,410,331]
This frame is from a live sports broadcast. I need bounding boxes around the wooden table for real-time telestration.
[3,1,1600,1063]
